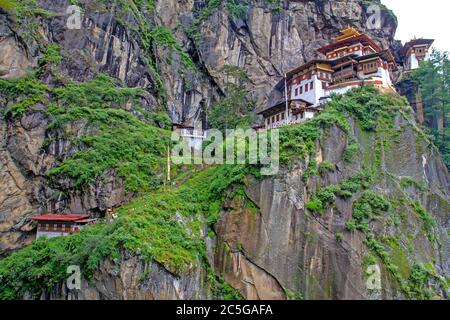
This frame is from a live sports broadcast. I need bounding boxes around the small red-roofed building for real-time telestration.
[32,214,96,239]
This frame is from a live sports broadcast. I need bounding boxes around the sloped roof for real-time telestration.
[399,38,434,57]
[286,60,331,78]
[32,214,89,222]
[257,98,313,116]
[317,34,383,55]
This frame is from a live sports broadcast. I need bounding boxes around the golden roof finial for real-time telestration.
[334,26,360,42]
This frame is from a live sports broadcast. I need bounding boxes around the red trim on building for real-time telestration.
[326,80,383,90]
[32,214,89,222]
[317,34,382,55]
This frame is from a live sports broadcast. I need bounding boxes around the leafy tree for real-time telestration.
[209,65,255,131]
[412,49,450,169]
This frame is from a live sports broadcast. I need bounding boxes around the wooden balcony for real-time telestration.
[333,69,357,82]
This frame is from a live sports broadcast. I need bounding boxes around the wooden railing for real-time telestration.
[333,69,356,81]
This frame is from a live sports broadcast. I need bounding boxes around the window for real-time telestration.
[300,86,303,94]
[363,62,377,74]
[294,88,299,96]
[281,112,285,120]
[310,82,314,90]
[305,85,309,92]
[276,114,279,122]
[272,116,275,123]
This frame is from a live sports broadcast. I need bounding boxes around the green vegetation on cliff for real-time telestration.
[0,87,447,300]
[0,73,171,191]
[410,49,450,169]
[0,0,17,11]
[297,87,446,299]
[0,165,245,299]
[209,65,255,131]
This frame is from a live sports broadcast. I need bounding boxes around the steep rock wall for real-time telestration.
[213,117,449,300]
[0,0,398,255]
[31,252,212,300]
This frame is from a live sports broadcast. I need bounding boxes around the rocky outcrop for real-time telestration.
[33,252,212,300]
[396,77,425,124]
[212,117,449,300]
[0,36,34,80]
[0,111,37,255]
[33,112,449,300]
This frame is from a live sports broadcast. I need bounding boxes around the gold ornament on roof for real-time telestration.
[334,27,361,42]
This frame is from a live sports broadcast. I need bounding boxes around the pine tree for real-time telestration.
[412,49,450,168]
[209,65,255,131]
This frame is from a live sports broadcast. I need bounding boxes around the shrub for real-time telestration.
[342,140,360,162]
[317,185,341,204]
[318,161,336,175]
[306,198,323,214]
[154,112,172,128]
[350,191,391,231]
[412,201,437,241]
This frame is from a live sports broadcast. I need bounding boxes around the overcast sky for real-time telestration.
[381,0,450,52]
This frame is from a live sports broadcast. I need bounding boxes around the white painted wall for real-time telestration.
[265,108,317,129]
[326,84,359,97]
[357,67,392,86]
[291,74,326,106]
[37,231,69,239]
[380,67,392,86]
[409,54,420,70]
[305,111,315,119]
[179,129,205,151]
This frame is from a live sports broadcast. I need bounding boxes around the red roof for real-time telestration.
[317,34,382,55]
[32,214,89,222]
[76,219,97,223]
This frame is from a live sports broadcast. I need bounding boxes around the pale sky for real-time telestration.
[381,0,450,52]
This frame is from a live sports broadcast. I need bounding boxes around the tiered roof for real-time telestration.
[317,27,383,55]
[399,38,434,58]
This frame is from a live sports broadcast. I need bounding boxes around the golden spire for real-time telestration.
[334,26,361,42]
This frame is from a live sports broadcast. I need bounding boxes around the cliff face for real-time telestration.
[33,253,212,300]
[35,105,449,301]
[0,0,448,301]
[0,0,398,255]
[214,120,449,300]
